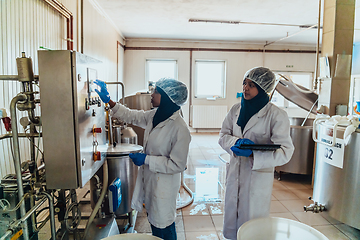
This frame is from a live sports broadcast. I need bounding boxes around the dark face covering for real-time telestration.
[152,87,180,129]
[237,83,269,131]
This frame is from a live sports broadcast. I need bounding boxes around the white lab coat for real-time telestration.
[111,104,191,228]
[218,102,294,240]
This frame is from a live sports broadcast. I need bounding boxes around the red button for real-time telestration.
[93,127,102,133]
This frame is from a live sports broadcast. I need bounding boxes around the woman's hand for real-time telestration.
[230,138,254,157]
[129,152,147,166]
[94,79,111,103]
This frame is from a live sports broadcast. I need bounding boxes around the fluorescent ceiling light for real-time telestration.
[189,19,322,29]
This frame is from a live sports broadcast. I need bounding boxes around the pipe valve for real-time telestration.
[304,201,326,213]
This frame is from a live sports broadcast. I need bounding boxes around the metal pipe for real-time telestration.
[264,24,317,48]
[39,192,56,239]
[0,196,47,240]
[83,160,109,239]
[0,230,13,240]
[27,109,40,125]
[314,0,322,91]
[10,94,30,240]
[42,0,73,50]
[0,75,19,81]
[106,81,125,104]
[125,46,318,54]
[0,75,39,81]
[301,99,319,126]
[0,133,42,140]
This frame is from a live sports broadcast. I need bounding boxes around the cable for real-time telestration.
[0,193,30,212]
[24,127,44,157]
[64,202,81,232]
[0,199,11,210]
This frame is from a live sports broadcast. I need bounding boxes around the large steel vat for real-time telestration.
[90,144,143,216]
[312,123,360,230]
[275,118,315,175]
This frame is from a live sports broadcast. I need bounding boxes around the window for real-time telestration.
[195,60,226,99]
[145,59,177,83]
[271,72,313,108]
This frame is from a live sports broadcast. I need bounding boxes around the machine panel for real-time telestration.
[38,50,106,189]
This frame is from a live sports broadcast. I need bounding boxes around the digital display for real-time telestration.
[87,68,98,93]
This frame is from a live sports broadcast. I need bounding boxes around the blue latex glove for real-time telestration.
[94,79,111,103]
[129,152,146,166]
[230,138,255,157]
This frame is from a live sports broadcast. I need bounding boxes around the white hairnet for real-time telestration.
[244,67,276,93]
[155,78,188,106]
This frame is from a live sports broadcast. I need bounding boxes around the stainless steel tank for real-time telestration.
[312,124,360,230]
[112,125,138,145]
[275,118,315,175]
[90,144,143,216]
[124,93,152,146]
[121,127,138,144]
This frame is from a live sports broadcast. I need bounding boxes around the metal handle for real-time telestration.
[312,116,330,144]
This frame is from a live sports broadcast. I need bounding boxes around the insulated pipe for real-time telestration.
[10,94,29,240]
[83,160,109,239]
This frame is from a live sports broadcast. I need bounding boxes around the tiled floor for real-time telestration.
[134,132,360,240]
[37,132,360,239]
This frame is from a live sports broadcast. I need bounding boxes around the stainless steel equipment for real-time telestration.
[124,93,152,111]
[38,50,106,189]
[276,118,315,175]
[312,122,360,230]
[0,182,36,239]
[120,127,138,144]
[90,144,143,216]
[84,217,120,240]
[124,93,151,146]
[275,77,318,114]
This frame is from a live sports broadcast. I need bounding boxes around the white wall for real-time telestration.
[124,50,191,124]
[123,40,317,127]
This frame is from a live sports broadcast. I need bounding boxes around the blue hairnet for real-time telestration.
[155,78,188,106]
[244,67,276,93]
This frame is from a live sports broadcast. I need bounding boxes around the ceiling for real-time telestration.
[95,0,360,46]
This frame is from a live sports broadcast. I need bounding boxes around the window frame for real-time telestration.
[194,60,227,99]
[145,59,178,84]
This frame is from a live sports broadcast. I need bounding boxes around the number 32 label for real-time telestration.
[318,138,345,169]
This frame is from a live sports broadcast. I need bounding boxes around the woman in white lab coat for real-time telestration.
[218,67,294,240]
[95,78,191,240]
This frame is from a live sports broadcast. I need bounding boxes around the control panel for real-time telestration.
[39,50,107,189]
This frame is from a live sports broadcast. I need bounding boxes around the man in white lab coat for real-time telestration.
[218,67,294,240]
[95,78,191,240]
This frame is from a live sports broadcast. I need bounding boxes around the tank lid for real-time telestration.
[104,143,143,156]
[274,78,318,114]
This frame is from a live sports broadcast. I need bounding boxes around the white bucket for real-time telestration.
[237,217,328,240]
[102,233,162,240]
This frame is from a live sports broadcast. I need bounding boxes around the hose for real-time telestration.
[176,172,194,209]
[83,160,108,239]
